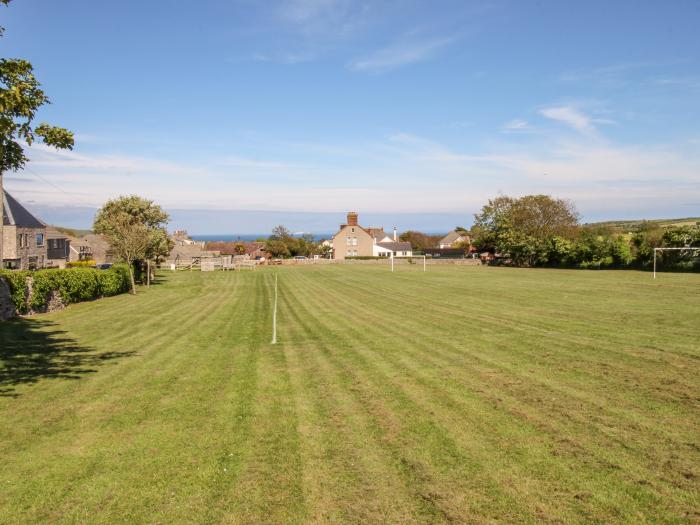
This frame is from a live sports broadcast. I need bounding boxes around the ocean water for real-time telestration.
[191,233,333,243]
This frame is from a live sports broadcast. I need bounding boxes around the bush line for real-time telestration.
[0,265,131,315]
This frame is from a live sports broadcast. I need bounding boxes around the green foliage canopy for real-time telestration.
[1,0,73,172]
[472,195,579,266]
[93,196,171,293]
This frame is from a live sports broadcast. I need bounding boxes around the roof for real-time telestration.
[46,228,69,240]
[365,227,388,241]
[377,241,412,251]
[439,230,467,245]
[168,243,220,259]
[332,223,373,240]
[2,191,46,228]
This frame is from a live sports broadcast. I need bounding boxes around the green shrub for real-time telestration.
[32,266,130,310]
[66,260,96,268]
[30,268,100,310]
[2,266,131,315]
[96,264,131,296]
[0,270,30,313]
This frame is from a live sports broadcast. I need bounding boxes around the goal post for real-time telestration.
[389,253,426,272]
[653,247,700,278]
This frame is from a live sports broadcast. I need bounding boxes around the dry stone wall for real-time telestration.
[0,278,17,321]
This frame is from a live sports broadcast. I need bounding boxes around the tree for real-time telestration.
[471,196,514,253]
[1,0,74,267]
[473,195,580,266]
[315,242,332,259]
[399,230,441,252]
[266,225,315,257]
[270,225,293,241]
[95,212,150,294]
[93,196,170,294]
[265,239,290,258]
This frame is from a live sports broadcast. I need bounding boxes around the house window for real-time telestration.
[36,233,44,247]
[4,259,19,269]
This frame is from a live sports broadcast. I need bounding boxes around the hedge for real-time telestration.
[0,264,130,314]
[66,260,97,268]
[0,270,30,314]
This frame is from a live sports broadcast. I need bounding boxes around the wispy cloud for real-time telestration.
[279,0,352,25]
[649,76,700,90]
[348,34,459,73]
[502,119,530,132]
[559,61,659,83]
[217,156,303,169]
[540,106,597,134]
[7,124,700,222]
[273,0,372,47]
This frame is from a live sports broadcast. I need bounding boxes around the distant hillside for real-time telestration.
[50,226,93,238]
[586,217,700,232]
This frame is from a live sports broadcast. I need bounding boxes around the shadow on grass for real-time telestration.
[0,318,135,398]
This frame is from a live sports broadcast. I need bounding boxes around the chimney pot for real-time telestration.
[347,212,358,226]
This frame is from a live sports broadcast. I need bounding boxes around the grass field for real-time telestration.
[1,265,699,524]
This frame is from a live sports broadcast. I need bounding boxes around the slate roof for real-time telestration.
[46,228,69,240]
[376,241,412,251]
[67,234,112,261]
[365,227,389,240]
[439,230,467,245]
[2,191,46,228]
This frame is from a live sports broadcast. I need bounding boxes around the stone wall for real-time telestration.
[275,258,482,266]
[0,275,67,321]
[0,277,17,321]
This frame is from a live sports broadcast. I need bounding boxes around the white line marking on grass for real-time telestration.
[271,272,278,345]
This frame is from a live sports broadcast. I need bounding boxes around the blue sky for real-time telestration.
[3,0,699,233]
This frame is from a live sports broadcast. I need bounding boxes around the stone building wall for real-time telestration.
[2,225,18,260]
[5,226,48,269]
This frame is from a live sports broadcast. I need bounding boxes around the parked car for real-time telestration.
[94,263,113,270]
[293,256,308,260]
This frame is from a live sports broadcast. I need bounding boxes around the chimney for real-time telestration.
[393,227,397,241]
[347,212,358,226]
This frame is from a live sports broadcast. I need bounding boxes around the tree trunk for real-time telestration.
[128,261,137,295]
[0,171,4,269]
[146,260,150,287]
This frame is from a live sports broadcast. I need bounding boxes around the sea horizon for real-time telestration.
[190,233,335,243]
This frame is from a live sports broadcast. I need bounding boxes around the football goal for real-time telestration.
[653,247,700,278]
[388,254,426,272]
